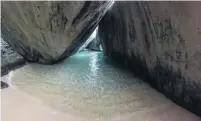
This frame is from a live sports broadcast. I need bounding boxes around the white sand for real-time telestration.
[1,51,200,121]
[1,86,93,121]
[1,79,200,121]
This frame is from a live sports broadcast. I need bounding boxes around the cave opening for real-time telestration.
[78,26,103,53]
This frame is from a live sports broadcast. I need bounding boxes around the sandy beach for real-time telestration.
[1,83,200,121]
[1,86,88,121]
[1,51,201,121]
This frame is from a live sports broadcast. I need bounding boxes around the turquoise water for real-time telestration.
[9,51,178,119]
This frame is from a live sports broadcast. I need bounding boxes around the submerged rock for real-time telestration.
[99,1,201,116]
[1,81,8,89]
[1,1,113,64]
[1,39,26,76]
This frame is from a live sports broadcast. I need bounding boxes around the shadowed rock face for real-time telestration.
[1,1,113,64]
[1,39,26,76]
[99,1,201,116]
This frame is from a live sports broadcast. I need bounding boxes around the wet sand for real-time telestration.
[1,51,200,121]
[1,86,88,121]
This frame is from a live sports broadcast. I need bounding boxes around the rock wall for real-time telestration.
[1,1,113,64]
[99,1,201,116]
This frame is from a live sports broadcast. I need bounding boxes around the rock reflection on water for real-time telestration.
[10,51,175,119]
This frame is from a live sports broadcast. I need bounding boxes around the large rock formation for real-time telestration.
[99,1,201,116]
[1,1,113,64]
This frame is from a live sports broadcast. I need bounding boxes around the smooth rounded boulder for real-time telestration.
[1,1,113,64]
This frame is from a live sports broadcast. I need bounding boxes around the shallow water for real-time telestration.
[3,51,200,121]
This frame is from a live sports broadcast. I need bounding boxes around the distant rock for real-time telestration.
[86,30,102,51]
[1,1,113,64]
[86,38,101,51]
[78,26,102,52]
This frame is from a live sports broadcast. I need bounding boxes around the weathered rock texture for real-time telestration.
[1,39,26,76]
[1,1,113,64]
[99,1,201,116]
